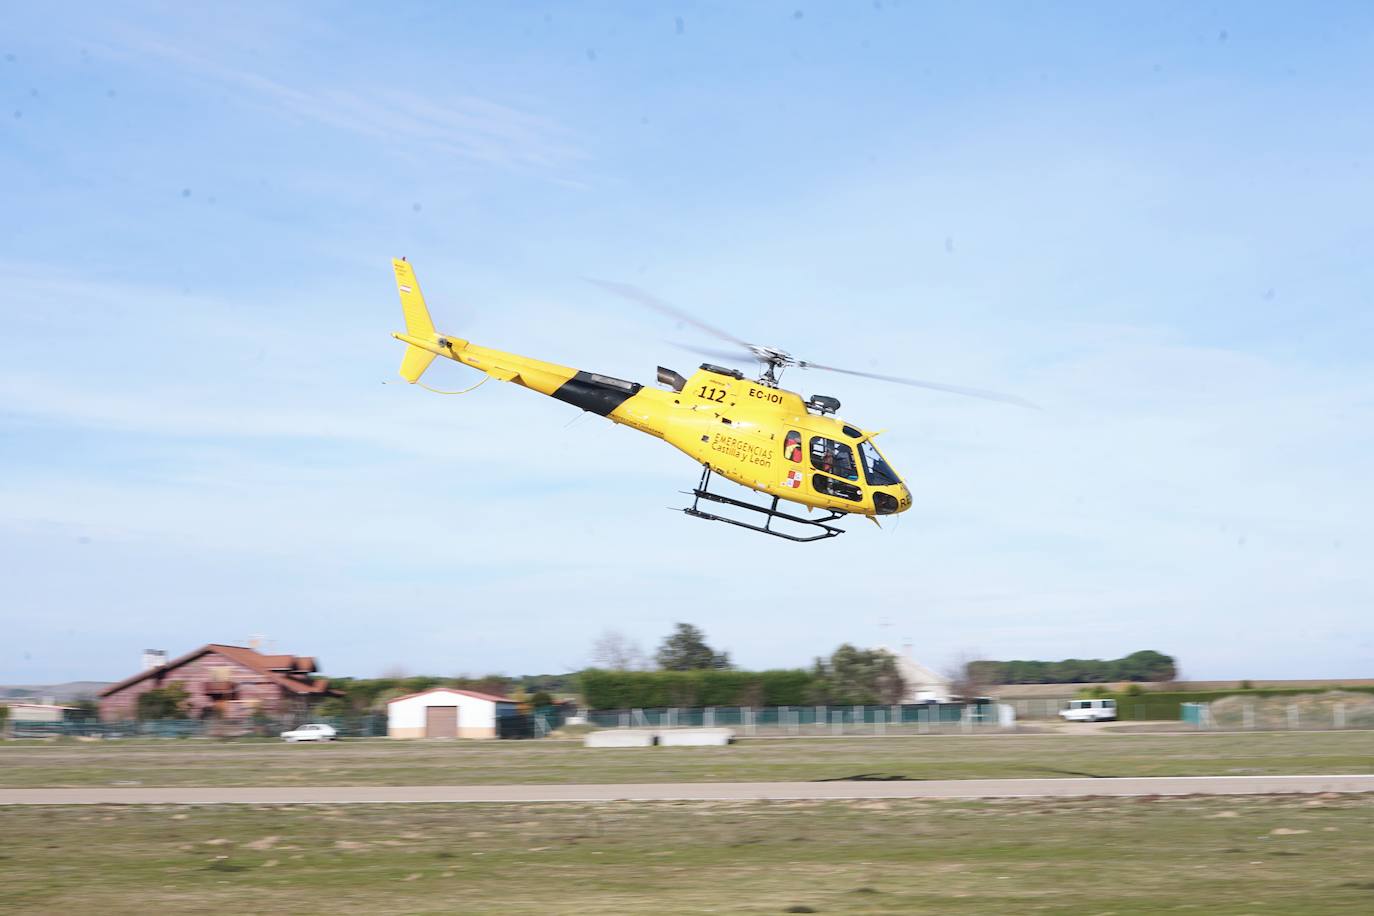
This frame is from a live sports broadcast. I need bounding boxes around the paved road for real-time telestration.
[2,774,1371,805]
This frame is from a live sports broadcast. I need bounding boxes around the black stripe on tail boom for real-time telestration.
[551,371,642,416]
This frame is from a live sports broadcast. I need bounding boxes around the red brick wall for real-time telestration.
[99,651,313,721]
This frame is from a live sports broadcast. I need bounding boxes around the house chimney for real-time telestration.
[141,649,167,671]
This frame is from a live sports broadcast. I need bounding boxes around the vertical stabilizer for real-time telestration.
[393,257,436,339]
[392,257,441,383]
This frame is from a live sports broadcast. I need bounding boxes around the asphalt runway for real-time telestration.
[2,774,1372,805]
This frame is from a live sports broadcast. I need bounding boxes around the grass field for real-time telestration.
[3,794,1373,914]
[1,731,1370,789]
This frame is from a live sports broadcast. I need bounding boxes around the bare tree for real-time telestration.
[944,649,991,701]
[590,629,647,670]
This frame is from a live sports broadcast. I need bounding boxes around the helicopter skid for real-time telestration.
[681,467,847,542]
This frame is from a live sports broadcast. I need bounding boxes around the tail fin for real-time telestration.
[392,257,439,383]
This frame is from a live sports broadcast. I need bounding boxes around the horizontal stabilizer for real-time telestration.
[400,346,438,383]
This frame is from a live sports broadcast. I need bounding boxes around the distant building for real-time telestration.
[98,644,335,721]
[1,703,77,738]
[386,687,519,739]
[878,645,953,703]
[4,703,74,724]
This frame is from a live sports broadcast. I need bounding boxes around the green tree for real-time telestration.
[655,623,731,671]
[136,684,190,720]
[1116,650,1177,682]
[971,650,1177,685]
[527,690,555,708]
[810,645,906,705]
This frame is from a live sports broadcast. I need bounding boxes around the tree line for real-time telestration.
[315,623,909,714]
[113,628,1177,719]
[967,650,1176,685]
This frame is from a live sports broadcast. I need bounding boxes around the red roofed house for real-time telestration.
[98,644,335,721]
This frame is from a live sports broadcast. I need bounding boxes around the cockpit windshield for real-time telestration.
[860,440,901,487]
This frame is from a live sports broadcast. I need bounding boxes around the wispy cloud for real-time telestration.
[99,25,587,175]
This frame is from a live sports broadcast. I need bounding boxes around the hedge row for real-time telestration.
[1111,686,1374,720]
[580,668,814,710]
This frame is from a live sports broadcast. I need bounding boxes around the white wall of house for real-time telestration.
[386,689,517,739]
[5,703,73,723]
[878,646,954,703]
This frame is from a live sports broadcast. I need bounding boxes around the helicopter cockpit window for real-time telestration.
[813,474,862,502]
[784,431,803,463]
[809,437,858,481]
[859,440,901,487]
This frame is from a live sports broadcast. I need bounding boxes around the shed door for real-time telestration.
[425,705,458,738]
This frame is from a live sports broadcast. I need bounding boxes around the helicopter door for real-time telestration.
[808,436,863,502]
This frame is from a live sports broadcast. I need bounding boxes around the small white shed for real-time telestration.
[386,687,519,739]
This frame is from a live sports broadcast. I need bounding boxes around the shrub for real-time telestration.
[136,684,190,720]
[580,669,813,710]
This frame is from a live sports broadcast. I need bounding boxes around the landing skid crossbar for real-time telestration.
[681,466,847,542]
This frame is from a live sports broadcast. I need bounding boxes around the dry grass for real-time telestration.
[1,730,1371,788]
[3,794,1373,914]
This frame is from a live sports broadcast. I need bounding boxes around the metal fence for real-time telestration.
[3,714,388,740]
[580,702,1004,735]
[1004,698,1231,721]
[1183,699,1374,731]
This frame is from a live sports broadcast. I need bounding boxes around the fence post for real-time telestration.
[831,710,842,736]
[815,706,826,734]
[875,708,885,737]
[918,706,929,734]
[1334,703,1345,730]
[705,706,715,728]
[744,706,755,736]
[1243,705,1255,730]
[961,705,972,733]
[1288,704,1299,730]
[620,711,629,729]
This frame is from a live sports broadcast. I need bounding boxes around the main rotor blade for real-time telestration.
[586,278,754,348]
[799,361,1039,409]
[670,342,759,366]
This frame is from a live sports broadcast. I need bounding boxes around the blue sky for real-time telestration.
[2,2,1371,684]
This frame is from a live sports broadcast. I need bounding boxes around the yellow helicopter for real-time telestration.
[390,258,1032,542]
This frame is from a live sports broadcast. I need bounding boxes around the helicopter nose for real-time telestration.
[874,484,910,516]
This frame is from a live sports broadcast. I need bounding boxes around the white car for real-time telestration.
[1059,699,1118,722]
[280,723,338,742]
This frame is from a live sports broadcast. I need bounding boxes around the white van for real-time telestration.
[1059,698,1117,722]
